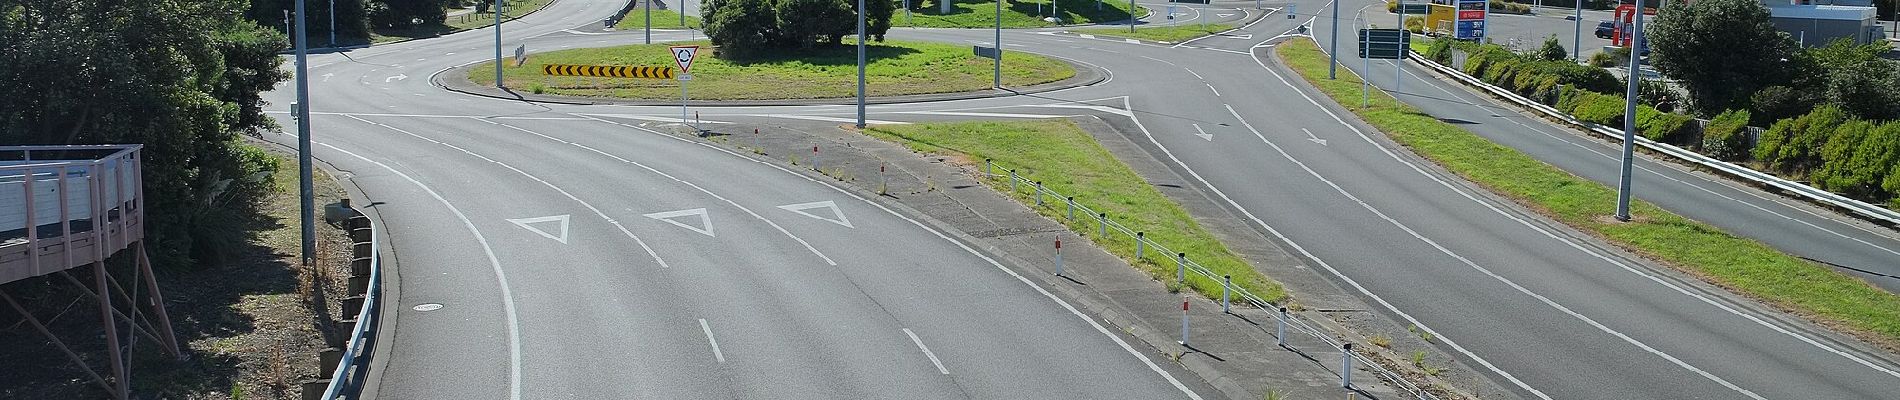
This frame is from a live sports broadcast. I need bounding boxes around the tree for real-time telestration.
[775,0,853,47]
[369,0,447,29]
[1538,34,1567,61]
[1645,0,1795,117]
[1823,59,1900,120]
[1,0,287,267]
[704,0,780,56]
[863,0,894,41]
[705,0,893,53]
[1754,105,1848,175]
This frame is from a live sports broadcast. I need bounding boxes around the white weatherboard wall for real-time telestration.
[0,162,130,232]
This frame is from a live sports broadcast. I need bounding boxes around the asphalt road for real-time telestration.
[267,1,1214,398]
[265,0,1900,398]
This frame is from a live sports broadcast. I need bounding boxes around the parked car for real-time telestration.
[1594,20,1620,39]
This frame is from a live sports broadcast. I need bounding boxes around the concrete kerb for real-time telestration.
[279,0,562,55]
[429,51,1106,107]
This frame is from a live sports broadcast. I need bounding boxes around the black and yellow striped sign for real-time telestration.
[541,64,675,79]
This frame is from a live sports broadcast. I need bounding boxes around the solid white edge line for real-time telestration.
[318,142,524,400]
[700,318,726,363]
[903,328,950,375]
[1392,51,1900,380]
[1122,95,1555,399]
[583,108,1205,400]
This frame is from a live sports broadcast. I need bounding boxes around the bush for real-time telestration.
[1425,37,1454,63]
[1490,0,1531,14]
[1849,122,1900,202]
[1636,105,1694,144]
[1748,85,1811,126]
[1755,105,1849,175]
[1701,109,1753,161]
[1588,51,1619,67]
[1567,90,1627,126]
[1812,119,1877,196]
[1539,35,1567,61]
[1405,16,1425,33]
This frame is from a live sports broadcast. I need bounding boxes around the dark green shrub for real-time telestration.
[1813,119,1876,196]
[1569,90,1627,126]
[1848,122,1900,202]
[1748,85,1811,126]
[1588,51,1619,68]
[1755,105,1848,175]
[1426,38,1454,63]
[1539,35,1567,61]
[1636,105,1694,144]
[1700,109,1753,161]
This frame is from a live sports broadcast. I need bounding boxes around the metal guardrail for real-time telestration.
[321,213,380,400]
[982,160,1443,400]
[1407,51,1900,227]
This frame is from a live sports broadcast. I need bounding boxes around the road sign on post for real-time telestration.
[671,45,701,133]
[1357,28,1410,59]
[973,45,1000,59]
[513,45,527,66]
[540,64,675,79]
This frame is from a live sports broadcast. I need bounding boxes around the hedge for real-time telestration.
[1701,109,1752,161]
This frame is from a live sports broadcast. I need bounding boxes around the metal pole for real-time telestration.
[1481,0,1490,43]
[1615,0,1642,222]
[996,0,1004,87]
[1130,0,1137,33]
[1010,169,1018,192]
[328,0,335,47]
[1179,297,1190,346]
[1221,275,1231,313]
[294,0,315,266]
[646,0,653,44]
[1136,232,1145,258]
[1055,240,1064,275]
[1342,343,1354,388]
[905,0,911,25]
[1176,253,1186,283]
[682,76,691,132]
[1035,181,1044,205]
[1330,0,1340,79]
[1574,0,1583,61]
[1397,0,1406,93]
[494,0,503,88]
[1066,196,1075,219]
[857,0,868,129]
[1098,213,1107,237]
[682,0,687,27]
[1276,307,1287,346]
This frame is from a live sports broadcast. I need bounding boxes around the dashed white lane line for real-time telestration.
[902,328,949,375]
[699,319,726,363]
[1182,68,1204,80]
[1124,38,1141,44]
[314,142,524,400]
[1204,83,1221,97]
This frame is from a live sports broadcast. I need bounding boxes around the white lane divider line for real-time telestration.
[903,328,949,375]
[699,319,725,363]
[749,114,911,125]
[1204,83,1221,97]
[315,142,524,400]
[890,111,1073,119]
[599,104,1205,400]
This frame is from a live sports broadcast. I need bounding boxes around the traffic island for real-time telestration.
[895,0,1148,28]
[447,40,1095,106]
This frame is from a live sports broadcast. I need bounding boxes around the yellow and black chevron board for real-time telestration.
[540,64,676,79]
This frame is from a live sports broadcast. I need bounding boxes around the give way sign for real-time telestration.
[670,45,701,74]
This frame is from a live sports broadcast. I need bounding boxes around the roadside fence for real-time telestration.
[309,204,382,400]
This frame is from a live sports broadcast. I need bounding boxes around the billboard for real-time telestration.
[1455,0,1486,40]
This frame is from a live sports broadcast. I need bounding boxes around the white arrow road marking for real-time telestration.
[507,215,571,244]
[777,200,853,228]
[385,73,408,82]
[322,73,334,82]
[1303,128,1327,146]
[644,208,715,237]
[1193,124,1213,141]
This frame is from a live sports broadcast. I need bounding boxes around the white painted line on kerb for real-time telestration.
[599,109,1204,400]
[903,328,949,375]
[343,115,674,269]
[749,114,911,125]
[891,111,1073,119]
[317,143,524,400]
[699,319,725,363]
[1242,48,1772,398]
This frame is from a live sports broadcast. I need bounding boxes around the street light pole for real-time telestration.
[292,0,315,266]
[494,0,503,88]
[996,0,1004,87]
[1615,0,1644,222]
[646,0,653,44]
[1574,0,1582,61]
[1330,0,1339,79]
[856,0,867,129]
[328,0,335,47]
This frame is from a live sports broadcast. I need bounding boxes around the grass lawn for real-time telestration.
[372,0,554,44]
[1276,39,1900,349]
[616,8,701,30]
[475,39,1075,100]
[1074,22,1233,43]
[899,0,1147,28]
[865,120,1287,303]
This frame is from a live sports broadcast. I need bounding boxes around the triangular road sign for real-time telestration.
[507,215,571,244]
[777,200,853,228]
[644,208,715,237]
[670,45,701,73]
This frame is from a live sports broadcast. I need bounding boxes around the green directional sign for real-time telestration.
[1398,3,1431,14]
[1358,28,1411,60]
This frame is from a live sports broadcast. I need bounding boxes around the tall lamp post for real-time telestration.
[1615,0,1645,221]
[1330,0,1339,79]
[856,0,867,129]
[494,0,503,88]
[1574,0,1582,61]
[292,0,315,265]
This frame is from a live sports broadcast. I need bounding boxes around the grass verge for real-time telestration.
[900,0,1147,28]
[476,39,1075,100]
[616,8,701,30]
[1074,22,1233,43]
[372,0,554,44]
[1276,38,1900,349]
[864,120,1287,303]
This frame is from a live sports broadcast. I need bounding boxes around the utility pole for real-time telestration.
[646,0,653,44]
[328,0,336,47]
[996,0,1004,87]
[1330,0,1339,79]
[494,0,503,88]
[856,0,867,129]
[1574,0,1582,61]
[293,0,315,266]
[1129,0,1137,32]
[1616,0,1644,222]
